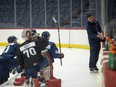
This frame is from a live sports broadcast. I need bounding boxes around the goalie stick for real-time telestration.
[10,67,17,74]
[0,73,21,87]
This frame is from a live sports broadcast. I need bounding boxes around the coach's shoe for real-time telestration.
[89,68,94,73]
[94,67,99,73]
[94,67,99,70]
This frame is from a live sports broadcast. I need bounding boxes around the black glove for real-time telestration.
[59,53,64,58]
[100,37,106,42]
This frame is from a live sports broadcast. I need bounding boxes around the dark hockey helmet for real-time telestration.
[7,36,17,43]
[41,31,50,40]
[30,29,37,36]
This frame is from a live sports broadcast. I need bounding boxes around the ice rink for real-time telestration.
[0,47,103,87]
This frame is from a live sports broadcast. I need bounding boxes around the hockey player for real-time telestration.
[14,30,64,85]
[15,29,48,87]
[41,31,64,81]
[13,29,41,86]
[31,29,40,40]
[41,31,64,63]
[0,36,19,84]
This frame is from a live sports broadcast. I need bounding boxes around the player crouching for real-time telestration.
[14,29,48,87]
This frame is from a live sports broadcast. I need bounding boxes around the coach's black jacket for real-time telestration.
[86,21,102,47]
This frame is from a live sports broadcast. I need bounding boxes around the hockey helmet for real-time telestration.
[30,29,37,36]
[21,29,32,40]
[7,36,17,43]
[41,31,50,40]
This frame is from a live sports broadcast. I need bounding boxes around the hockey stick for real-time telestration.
[10,67,17,74]
[0,73,21,87]
[52,17,62,66]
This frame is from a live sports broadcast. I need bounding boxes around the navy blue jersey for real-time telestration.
[0,43,19,78]
[0,43,19,60]
[16,37,48,69]
[46,41,61,63]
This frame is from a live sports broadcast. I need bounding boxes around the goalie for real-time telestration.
[14,29,48,87]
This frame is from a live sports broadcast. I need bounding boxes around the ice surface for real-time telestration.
[0,47,103,87]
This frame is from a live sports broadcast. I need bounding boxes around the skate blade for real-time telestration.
[90,70,99,73]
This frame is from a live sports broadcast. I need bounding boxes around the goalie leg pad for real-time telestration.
[13,76,26,86]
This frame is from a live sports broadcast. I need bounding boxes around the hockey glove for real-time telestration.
[59,53,64,59]
[100,37,106,42]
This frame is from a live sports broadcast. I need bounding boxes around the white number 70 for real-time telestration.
[23,47,36,58]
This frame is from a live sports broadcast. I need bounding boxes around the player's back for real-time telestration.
[1,43,19,59]
[17,38,48,69]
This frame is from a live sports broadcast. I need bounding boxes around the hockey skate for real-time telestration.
[23,78,41,87]
[89,68,95,73]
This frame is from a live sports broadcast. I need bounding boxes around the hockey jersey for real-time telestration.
[16,37,48,69]
[0,43,19,60]
[46,41,61,63]
[0,43,19,78]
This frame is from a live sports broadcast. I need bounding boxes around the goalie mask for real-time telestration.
[21,29,32,41]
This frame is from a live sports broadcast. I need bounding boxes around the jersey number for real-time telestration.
[23,47,36,58]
